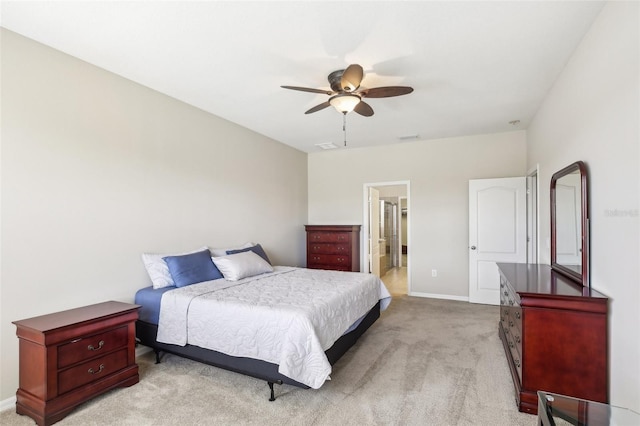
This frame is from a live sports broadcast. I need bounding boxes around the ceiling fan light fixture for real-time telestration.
[282,64,412,118]
[329,94,361,113]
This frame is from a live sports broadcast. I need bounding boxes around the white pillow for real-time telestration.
[211,251,273,281]
[210,242,254,257]
[142,246,209,289]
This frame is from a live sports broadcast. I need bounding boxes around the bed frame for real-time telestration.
[135,300,381,400]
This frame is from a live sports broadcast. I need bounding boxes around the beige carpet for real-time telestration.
[1,296,536,425]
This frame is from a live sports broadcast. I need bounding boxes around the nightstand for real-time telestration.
[13,301,140,426]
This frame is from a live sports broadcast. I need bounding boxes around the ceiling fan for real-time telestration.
[281,64,413,117]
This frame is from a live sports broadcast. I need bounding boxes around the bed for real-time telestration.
[135,247,391,400]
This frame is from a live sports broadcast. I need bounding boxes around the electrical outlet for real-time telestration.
[431,269,437,277]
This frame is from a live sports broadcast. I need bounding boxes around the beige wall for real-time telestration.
[3,0,637,412]
[527,1,639,411]
[308,131,527,298]
[0,29,308,401]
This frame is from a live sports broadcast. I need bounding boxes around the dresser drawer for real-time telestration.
[500,306,510,336]
[308,263,352,272]
[58,325,129,368]
[308,243,351,255]
[510,343,523,381]
[58,348,129,395]
[307,232,351,243]
[308,254,351,267]
[507,306,522,356]
[500,276,514,305]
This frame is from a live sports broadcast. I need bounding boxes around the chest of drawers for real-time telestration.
[500,279,524,381]
[13,301,140,426]
[305,225,360,272]
[497,263,608,415]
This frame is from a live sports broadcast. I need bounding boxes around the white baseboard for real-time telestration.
[408,291,469,302]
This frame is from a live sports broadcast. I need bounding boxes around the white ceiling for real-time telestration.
[1,1,605,153]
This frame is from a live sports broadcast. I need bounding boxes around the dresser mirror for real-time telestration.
[550,161,589,287]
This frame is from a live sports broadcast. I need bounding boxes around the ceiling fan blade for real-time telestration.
[305,101,331,114]
[361,86,414,98]
[281,86,334,95]
[341,64,364,92]
[354,100,374,117]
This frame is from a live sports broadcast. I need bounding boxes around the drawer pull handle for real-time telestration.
[88,340,105,351]
[88,364,105,375]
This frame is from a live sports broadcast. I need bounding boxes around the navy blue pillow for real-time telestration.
[163,249,222,287]
[226,243,271,265]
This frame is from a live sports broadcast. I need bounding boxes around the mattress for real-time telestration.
[135,285,180,324]
[137,266,391,388]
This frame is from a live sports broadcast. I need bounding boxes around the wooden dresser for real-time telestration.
[305,225,361,272]
[13,301,140,426]
[497,263,608,415]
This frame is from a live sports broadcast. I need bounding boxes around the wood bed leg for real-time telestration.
[268,382,276,401]
[154,349,162,364]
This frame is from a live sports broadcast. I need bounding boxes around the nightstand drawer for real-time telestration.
[58,325,129,368]
[58,348,129,395]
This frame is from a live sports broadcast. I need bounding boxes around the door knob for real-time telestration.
[470,246,477,250]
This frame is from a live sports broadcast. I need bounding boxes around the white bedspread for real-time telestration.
[157,266,391,389]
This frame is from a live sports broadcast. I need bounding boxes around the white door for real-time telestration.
[368,187,381,277]
[469,177,526,305]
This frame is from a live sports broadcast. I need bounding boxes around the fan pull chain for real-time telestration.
[342,112,347,147]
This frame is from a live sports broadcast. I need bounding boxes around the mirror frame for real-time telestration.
[550,161,589,287]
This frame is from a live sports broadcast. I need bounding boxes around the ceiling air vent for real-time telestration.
[315,142,339,150]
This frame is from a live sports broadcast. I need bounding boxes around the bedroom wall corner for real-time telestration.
[307,131,527,300]
[0,28,308,401]
[526,1,639,412]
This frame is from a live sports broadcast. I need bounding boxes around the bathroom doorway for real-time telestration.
[363,181,410,296]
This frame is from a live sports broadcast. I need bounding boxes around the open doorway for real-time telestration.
[527,166,539,265]
[363,181,410,296]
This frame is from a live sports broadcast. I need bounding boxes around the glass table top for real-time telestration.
[537,391,640,426]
